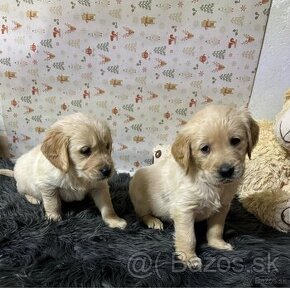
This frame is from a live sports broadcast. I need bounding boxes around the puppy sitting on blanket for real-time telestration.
[0,113,127,229]
[129,105,259,268]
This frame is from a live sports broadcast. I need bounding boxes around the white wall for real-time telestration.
[250,0,290,120]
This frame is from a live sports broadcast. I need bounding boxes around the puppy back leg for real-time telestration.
[129,174,163,230]
[91,181,127,229]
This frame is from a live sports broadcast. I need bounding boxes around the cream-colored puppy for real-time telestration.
[129,105,259,268]
[0,113,127,229]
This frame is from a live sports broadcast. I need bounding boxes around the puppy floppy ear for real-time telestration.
[41,128,70,172]
[171,133,191,173]
[240,110,259,159]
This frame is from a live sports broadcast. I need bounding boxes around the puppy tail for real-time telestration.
[0,169,14,177]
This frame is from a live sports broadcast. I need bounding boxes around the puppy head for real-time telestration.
[171,105,259,185]
[41,113,114,181]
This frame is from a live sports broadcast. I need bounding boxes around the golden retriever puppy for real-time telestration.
[129,105,259,268]
[0,113,127,229]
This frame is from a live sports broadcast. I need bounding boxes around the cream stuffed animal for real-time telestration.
[153,92,290,232]
[238,89,290,233]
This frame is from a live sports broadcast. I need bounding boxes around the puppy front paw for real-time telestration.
[176,251,202,270]
[187,256,202,270]
[208,239,233,251]
[105,216,127,229]
[46,212,62,222]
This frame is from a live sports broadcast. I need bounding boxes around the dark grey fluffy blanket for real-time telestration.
[0,159,290,287]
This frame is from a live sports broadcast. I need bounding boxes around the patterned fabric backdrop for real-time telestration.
[0,0,271,172]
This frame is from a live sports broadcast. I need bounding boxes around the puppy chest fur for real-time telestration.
[130,158,224,222]
[57,175,93,202]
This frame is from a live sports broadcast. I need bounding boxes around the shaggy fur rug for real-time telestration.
[0,158,290,287]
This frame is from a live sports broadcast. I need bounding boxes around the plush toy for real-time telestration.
[153,92,290,233]
[238,89,290,233]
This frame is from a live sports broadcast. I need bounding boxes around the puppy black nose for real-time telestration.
[219,164,235,179]
[100,166,111,177]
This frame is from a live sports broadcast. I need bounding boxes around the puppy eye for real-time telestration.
[106,143,111,150]
[80,146,92,156]
[200,145,210,154]
[230,137,241,146]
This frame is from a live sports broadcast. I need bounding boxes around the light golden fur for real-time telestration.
[0,113,126,229]
[129,105,259,268]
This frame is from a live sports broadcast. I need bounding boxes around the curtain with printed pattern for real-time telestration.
[0,0,271,171]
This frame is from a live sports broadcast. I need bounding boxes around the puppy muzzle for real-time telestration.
[217,164,244,184]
